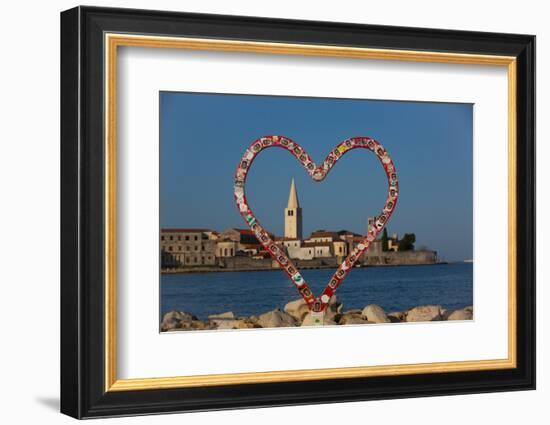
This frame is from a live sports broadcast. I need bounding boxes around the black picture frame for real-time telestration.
[61,5,535,419]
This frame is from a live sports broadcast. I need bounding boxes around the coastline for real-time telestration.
[161,260,451,275]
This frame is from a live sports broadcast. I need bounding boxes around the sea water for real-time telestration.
[161,263,473,320]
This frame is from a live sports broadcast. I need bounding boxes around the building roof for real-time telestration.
[275,237,300,241]
[337,229,361,236]
[351,236,381,245]
[287,178,300,208]
[224,228,267,236]
[221,228,275,245]
[309,230,340,239]
[240,243,262,249]
[235,228,255,235]
[161,228,211,233]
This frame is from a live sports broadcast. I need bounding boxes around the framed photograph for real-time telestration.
[60,6,535,419]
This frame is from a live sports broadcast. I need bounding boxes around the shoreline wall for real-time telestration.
[162,250,438,274]
[362,250,438,266]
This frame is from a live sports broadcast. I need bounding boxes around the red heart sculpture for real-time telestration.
[234,136,398,316]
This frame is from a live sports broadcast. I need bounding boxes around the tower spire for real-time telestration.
[284,178,303,240]
[287,178,300,208]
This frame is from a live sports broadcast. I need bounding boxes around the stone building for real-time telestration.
[308,230,340,243]
[216,238,238,258]
[305,230,348,259]
[333,240,348,258]
[302,241,332,258]
[387,233,399,252]
[160,228,217,268]
[275,237,314,260]
[217,228,273,256]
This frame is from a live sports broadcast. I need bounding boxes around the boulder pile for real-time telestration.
[160,297,473,331]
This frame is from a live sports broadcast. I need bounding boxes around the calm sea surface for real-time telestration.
[161,263,473,319]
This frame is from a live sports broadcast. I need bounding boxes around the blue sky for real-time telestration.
[160,92,473,262]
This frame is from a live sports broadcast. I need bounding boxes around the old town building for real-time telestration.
[161,180,405,269]
[160,228,217,268]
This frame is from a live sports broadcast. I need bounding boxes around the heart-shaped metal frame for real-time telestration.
[234,135,398,314]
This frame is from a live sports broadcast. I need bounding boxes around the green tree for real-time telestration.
[381,228,389,251]
[398,233,416,251]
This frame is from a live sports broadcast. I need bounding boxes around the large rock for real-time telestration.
[447,309,473,321]
[387,311,405,323]
[248,315,260,326]
[301,312,337,326]
[257,309,297,328]
[284,298,310,322]
[173,320,216,331]
[343,309,363,315]
[285,296,343,325]
[190,320,216,330]
[405,305,442,322]
[208,311,235,320]
[339,314,372,325]
[362,304,390,323]
[208,311,238,329]
[160,311,197,331]
[206,313,262,330]
[329,296,344,315]
[338,311,362,325]
[233,318,261,329]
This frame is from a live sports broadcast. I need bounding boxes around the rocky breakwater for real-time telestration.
[160,298,473,331]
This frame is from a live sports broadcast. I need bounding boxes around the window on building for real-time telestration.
[169,236,173,240]
[168,246,172,251]
[201,245,205,251]
[185,236,189,241]
[230,248,234,256]
[224,248,228,256]
[194,246,198,251]
[161,236,164,241]
[178,236,181,241]
[194,236,198,241]
[194,257,198,263]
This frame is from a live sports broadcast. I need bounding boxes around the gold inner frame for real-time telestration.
[104,33,517,392]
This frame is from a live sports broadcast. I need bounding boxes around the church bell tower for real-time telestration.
[284,178,303,240]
